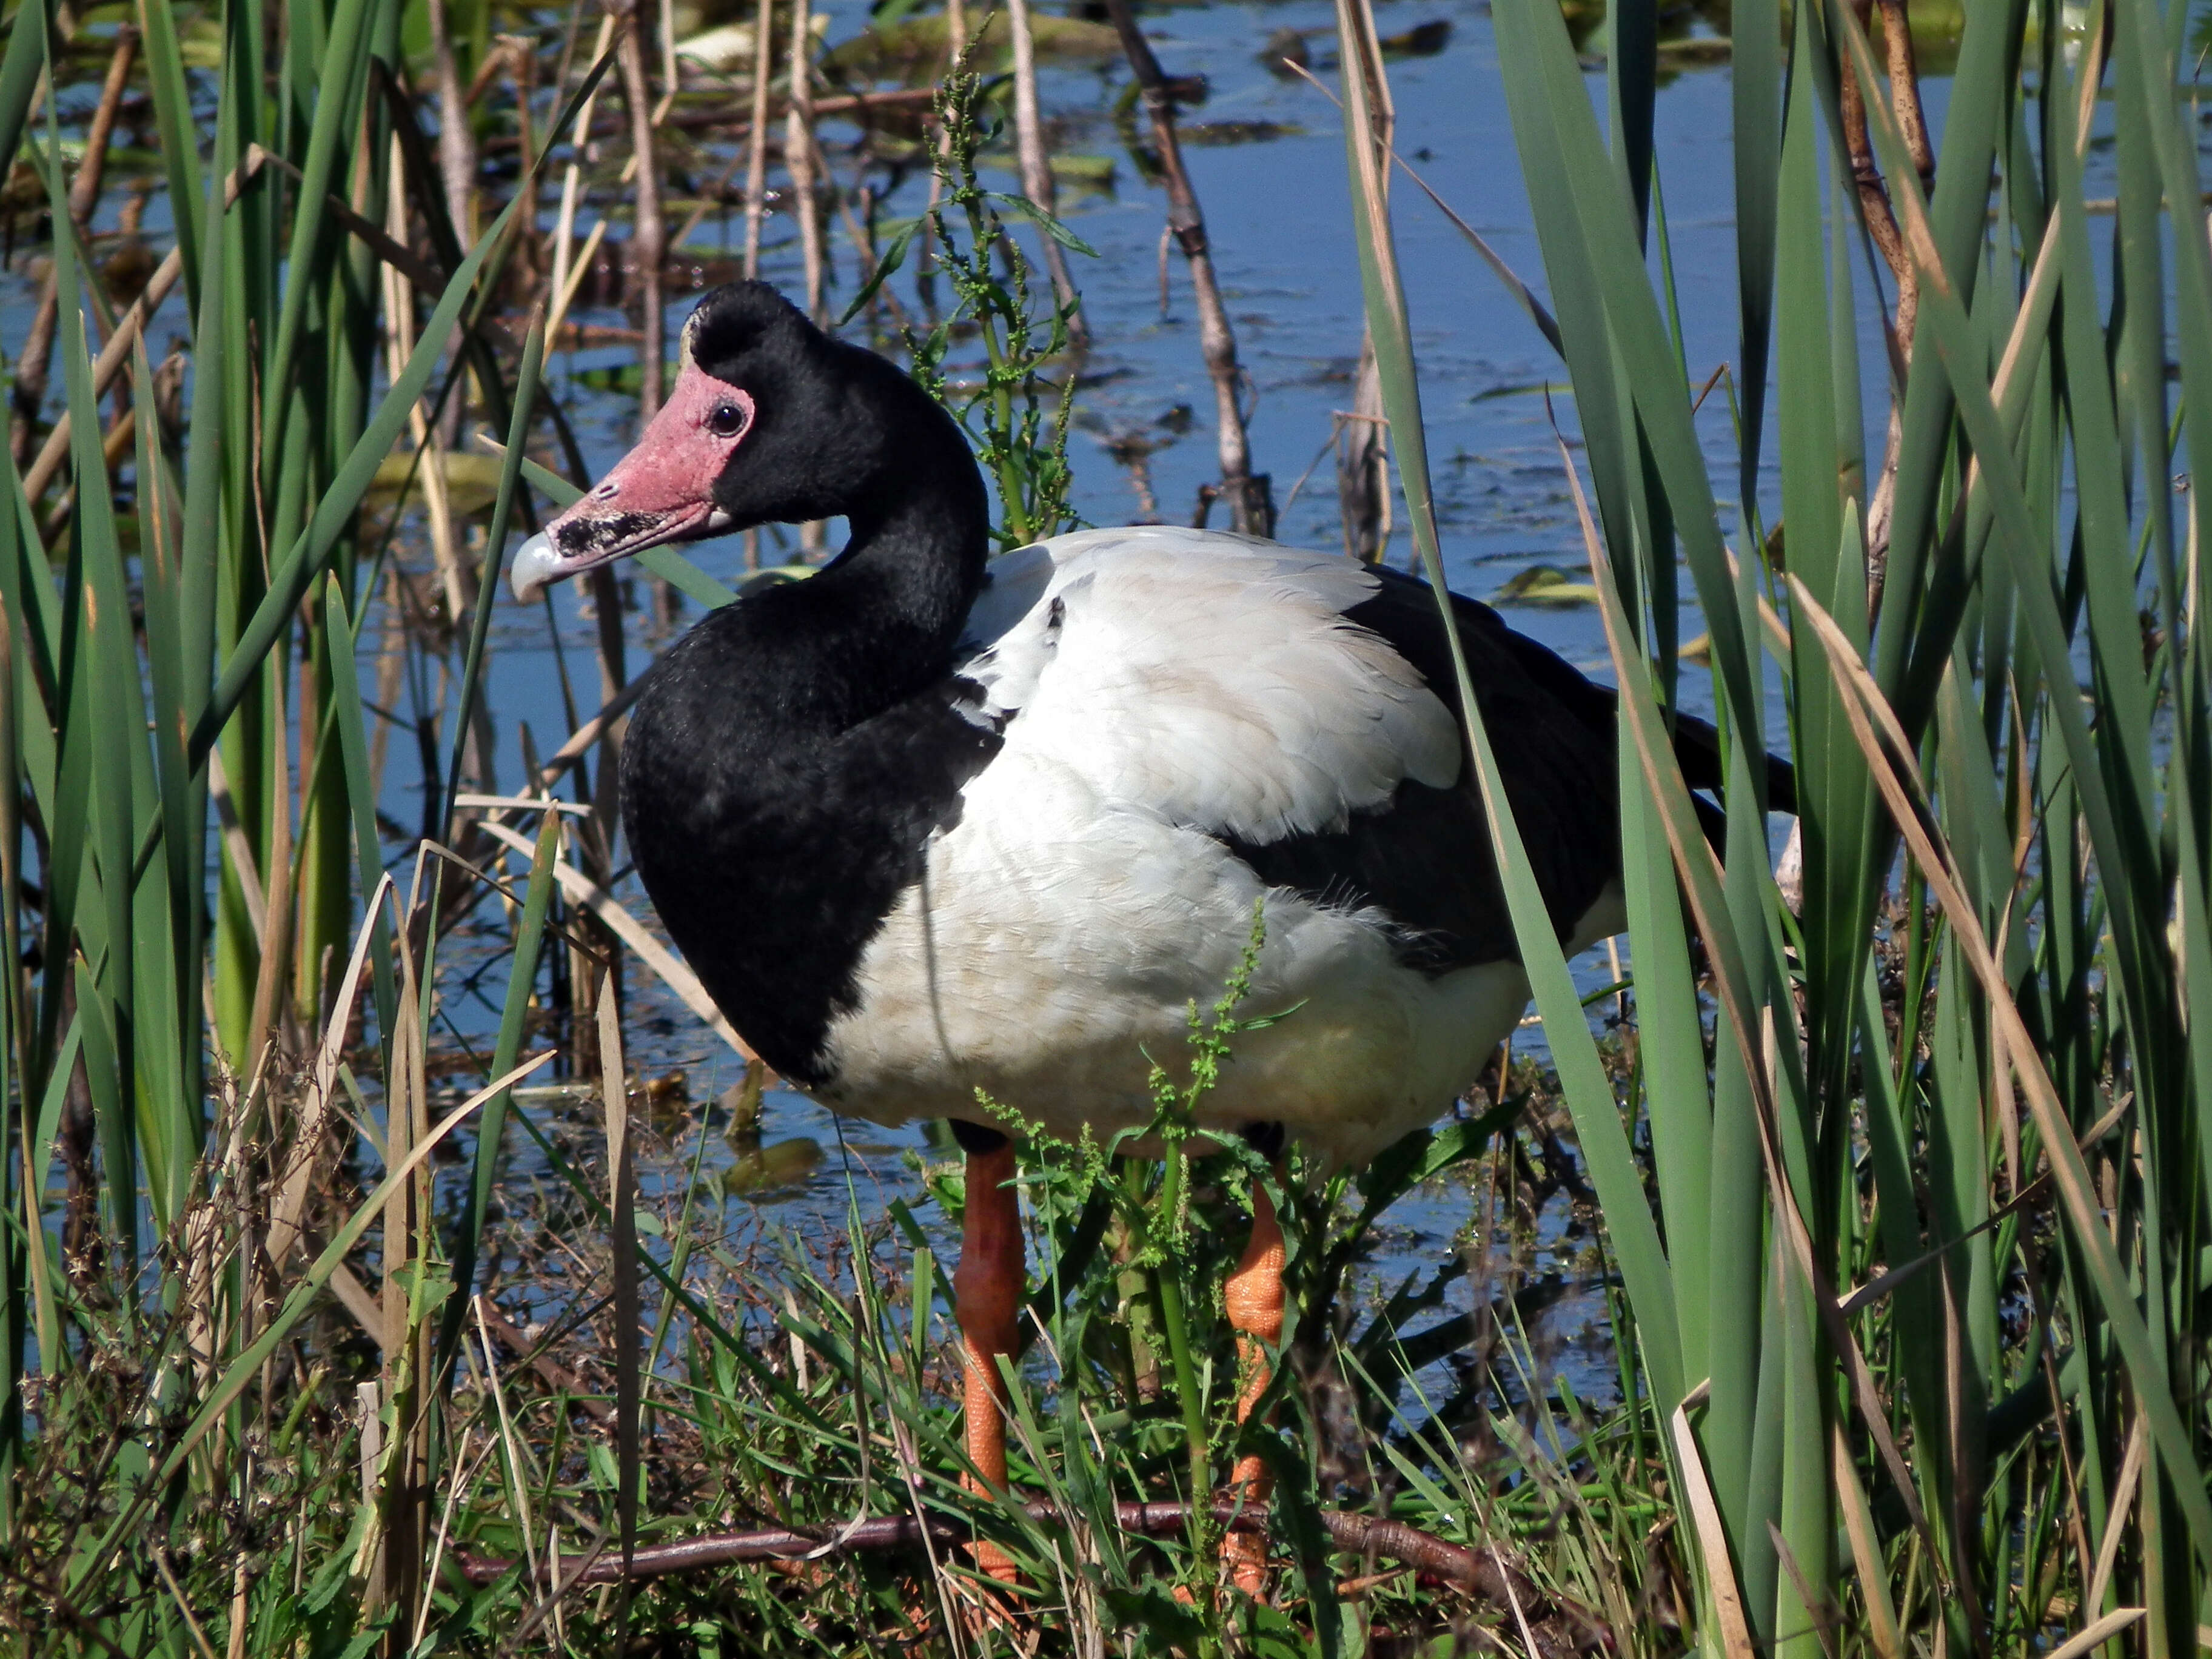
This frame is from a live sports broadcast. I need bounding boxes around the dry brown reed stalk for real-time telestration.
[383,137,472,626]
[913,0,968,323]
[551,13,620,313]
[1098,0,1272,535]
[785,0,824,319]
[1837,0,1934,606]
[427,0,478,246]
[375,890,438,1632]
[783,0,833,552]
[1007,0,1085,346]
[610,0,683,632]
[1838,0,1913,354]
[243,662,297,1073]
[8,22,136,466]
[18,127,269,517]
[742,0,774,276]
[1874,0,1934,189]
[612,0,667,421]
[426,0,480,454]
[1334,0,1395,564]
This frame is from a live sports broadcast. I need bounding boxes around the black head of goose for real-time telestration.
[512,279,1787,1589]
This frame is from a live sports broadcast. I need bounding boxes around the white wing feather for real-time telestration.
[956,526,1459,841]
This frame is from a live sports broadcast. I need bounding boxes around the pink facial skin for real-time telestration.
[538,364,755,572]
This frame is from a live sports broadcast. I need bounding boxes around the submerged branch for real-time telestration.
[1098,0,1272,535]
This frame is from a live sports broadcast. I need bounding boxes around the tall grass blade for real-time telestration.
[440,318,546,850]
[1335,0,1683,1415]
[1793,580,2212,1568]
[437,806,564,1384]
[0,0,52,181]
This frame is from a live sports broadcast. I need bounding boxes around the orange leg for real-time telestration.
[1222,1178,1286,1597]
[953,1139,1022,1583]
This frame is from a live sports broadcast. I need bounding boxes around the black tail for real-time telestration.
[1361,564,1797,862]
[1666,706,1797,818]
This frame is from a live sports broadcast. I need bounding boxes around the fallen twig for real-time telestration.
[455,1499,1609,1653]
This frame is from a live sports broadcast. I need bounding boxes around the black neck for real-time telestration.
[620,367,1002,1082]
[763,349,993,719]
[814,455,990,683]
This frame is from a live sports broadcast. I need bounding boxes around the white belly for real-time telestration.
[815,752,1606,1167]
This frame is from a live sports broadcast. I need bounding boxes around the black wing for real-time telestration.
[1221,566,1794,974]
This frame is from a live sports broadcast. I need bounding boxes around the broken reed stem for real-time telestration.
[550,12,619,317]
[742,0,774,277]
[1007,0,1086,346]
[10,22,138,467]
[1097,0,1272,537]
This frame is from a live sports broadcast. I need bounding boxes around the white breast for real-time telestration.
[808,528,1580,1167]
[817,763,1538,1166]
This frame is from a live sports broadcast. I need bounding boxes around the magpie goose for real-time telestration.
[511,280,1783,1591]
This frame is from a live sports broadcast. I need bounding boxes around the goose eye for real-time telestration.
[708,403,747,438]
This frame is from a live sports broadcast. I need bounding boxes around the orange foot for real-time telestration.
[1222,1178,1286,1598]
